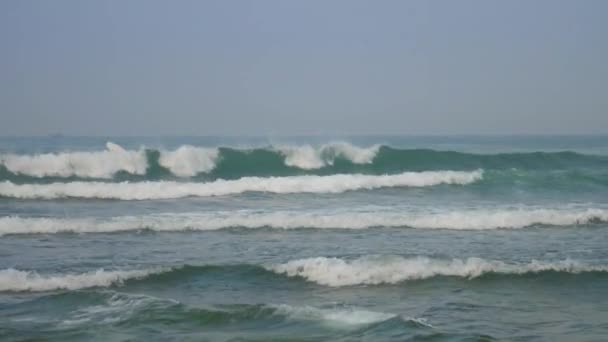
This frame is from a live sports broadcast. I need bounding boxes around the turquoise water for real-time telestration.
[1,136,608,341]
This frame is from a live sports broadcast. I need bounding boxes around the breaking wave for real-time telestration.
[0,142,148,179]
[2,142,607,182]
[3,256,607,292]
[0,142,381,180]
[1,207,606,235]
[157,145,219,177]
[0,170,481,200]
[54,291,410,329]
[268,256,608,286]
[277,143,380,169]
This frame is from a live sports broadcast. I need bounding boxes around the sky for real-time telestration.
[1,0,607,136]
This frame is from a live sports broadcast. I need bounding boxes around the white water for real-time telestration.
[0,268,164,292]
[0,207,606,235]
[0,170,481,200]
[0,142,148,179]
[158,145,219,177]
[269,255,608,286]
[0,142,221,179]
[278,143,380,169]
[3,255,606,292]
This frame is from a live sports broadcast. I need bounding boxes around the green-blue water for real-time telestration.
[1,136,608,341]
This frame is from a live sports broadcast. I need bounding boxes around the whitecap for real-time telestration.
[0,170,482,200]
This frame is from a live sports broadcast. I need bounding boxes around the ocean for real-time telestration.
[1,135,608,341]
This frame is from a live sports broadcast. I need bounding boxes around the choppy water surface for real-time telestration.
[1,135,608,341]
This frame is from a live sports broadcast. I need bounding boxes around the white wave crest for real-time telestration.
[268,256,608,286]
[0,170,481,200]
[0,268,163,292]
[277,143,380,169]
[0,207,605,235]
[158,145,219,177]
[280,145,326,169]
[0,143,222,179]
[0,142,148,179]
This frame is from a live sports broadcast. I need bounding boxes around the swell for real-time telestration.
[1,207,607,235]
[3,257,608,292]
[2,142,607,182]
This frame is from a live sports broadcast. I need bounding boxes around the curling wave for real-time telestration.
[0,170,481,200]
[1,207,606,235]
[0,142,219,180]
[0,142,380,180]
[0,142,148,179]
[276,143,380,169]
[157,145,219,177]
[2,142,607,182]
[268,256,608,286]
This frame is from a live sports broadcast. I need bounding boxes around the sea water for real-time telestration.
[1,135,608,341]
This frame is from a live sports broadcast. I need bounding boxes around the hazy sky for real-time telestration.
[1,0,607,136]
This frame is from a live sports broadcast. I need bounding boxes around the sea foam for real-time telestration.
[2,256,605,292]
[0,170,481,200]
[268,256,608,286]
[0,207,605,235]
[0,142,222,179]
[0,142,148,179]
[158,145,219,177]
[277,143,380,169]
[271,304,398,326]
[61,293,405,328]
[0,268,164,292]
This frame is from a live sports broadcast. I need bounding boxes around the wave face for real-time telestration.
[1,207,606,235]
[268,256,608,287]
[2,142,607,181]
[0,170,481,200]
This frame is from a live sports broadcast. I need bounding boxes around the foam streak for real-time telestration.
[269,256,608,286]
[0,268,163,292]
[0,207,606,235]
[0,170,481,200]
